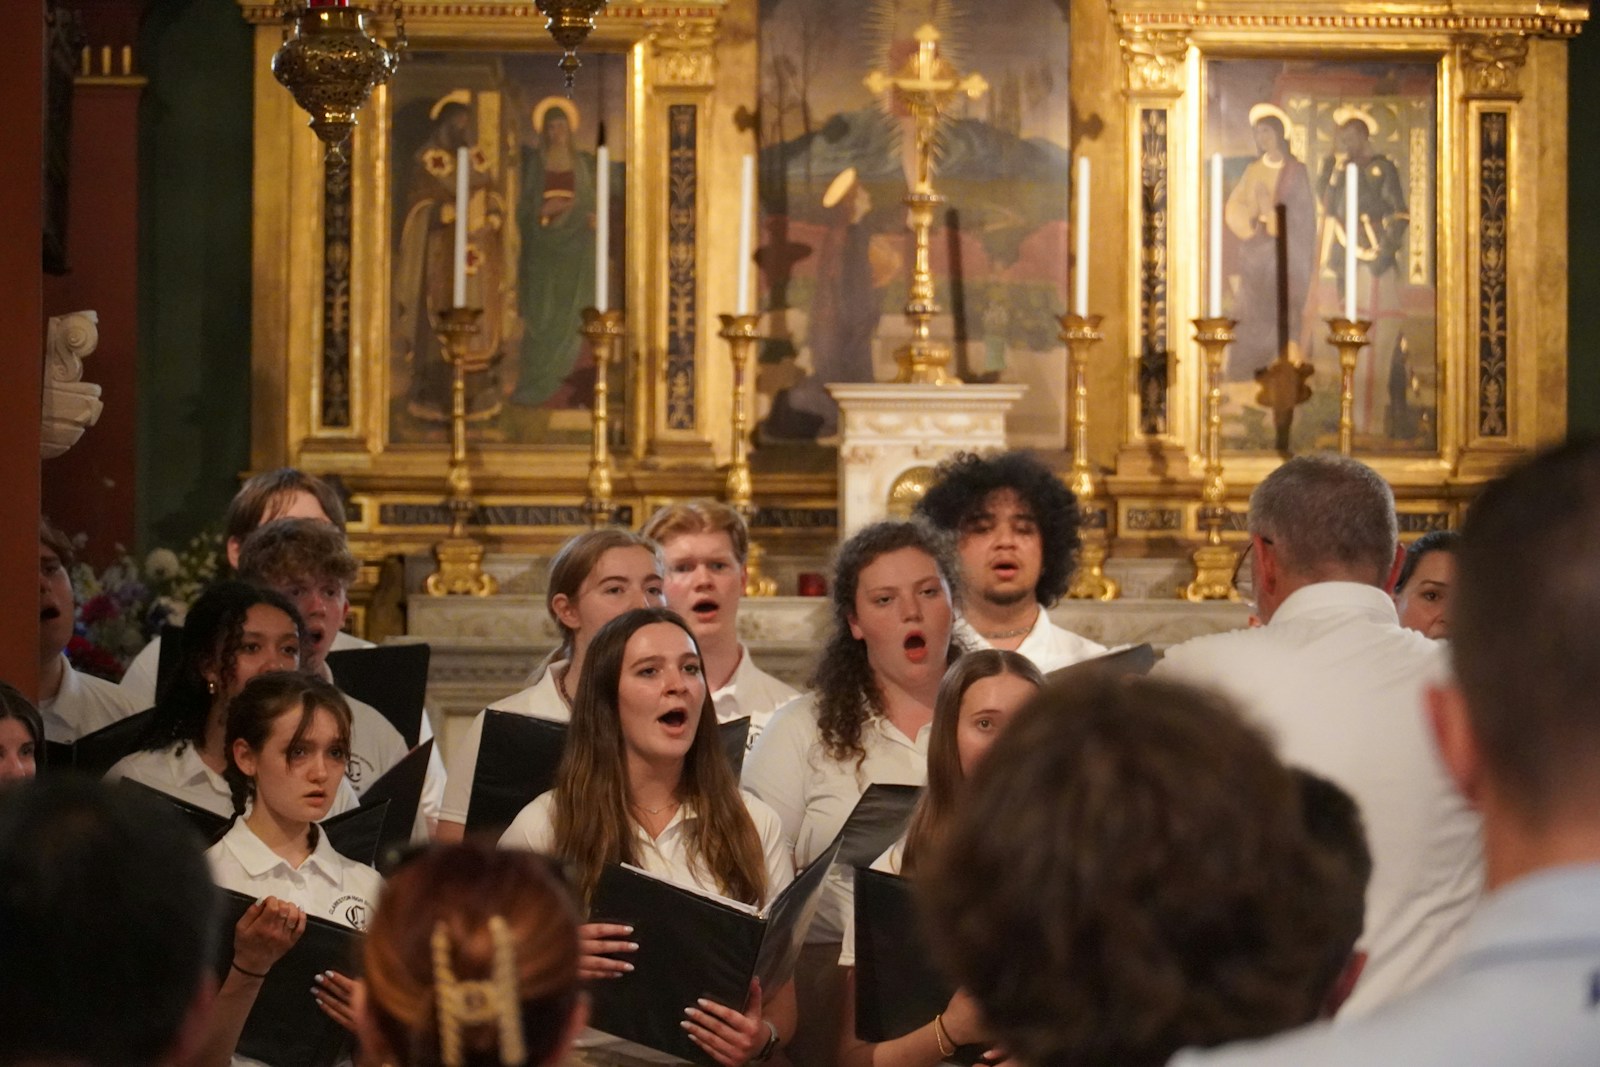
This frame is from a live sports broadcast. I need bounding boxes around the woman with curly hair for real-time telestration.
[104,580,358,817]
[742,521,963,1067]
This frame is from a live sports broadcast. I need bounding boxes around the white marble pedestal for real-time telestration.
[826,383,1027,535]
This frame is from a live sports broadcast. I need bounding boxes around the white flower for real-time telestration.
[157,596,188,628]
[145,548,181,580]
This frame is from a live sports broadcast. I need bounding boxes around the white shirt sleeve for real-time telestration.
[119,638,163,708]
[740,695,816,850]
[743,794,795,908]
[415,712,448,839]
[440,709,490,827]
[499,792,558,853]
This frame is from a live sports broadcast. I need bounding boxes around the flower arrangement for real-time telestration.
[67,529,223,682]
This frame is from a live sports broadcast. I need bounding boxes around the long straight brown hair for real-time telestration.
[551,607,767,908]
[900,649,1042,877]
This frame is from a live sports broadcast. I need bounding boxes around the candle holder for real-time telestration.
[580,308,627,528]
[1326,316,1373,457]
[1181,317,1242,603]
[1059,313,1118,601]
[718,314,778,597]
[425,306,498,597]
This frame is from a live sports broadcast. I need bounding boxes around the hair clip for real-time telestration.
[432,916,528,1067]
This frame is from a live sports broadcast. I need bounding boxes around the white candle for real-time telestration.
[452,146,468,308]
[1208,153,1222,317]
[1344,161,1358,321]
[1073,156,1089,317]
[595,144,610,311]
[736,154,755,316]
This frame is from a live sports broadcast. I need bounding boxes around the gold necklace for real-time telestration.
[981,624,1031,640]
[632,797,680,816]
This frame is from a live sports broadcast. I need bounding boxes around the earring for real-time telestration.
[207,678,217,695]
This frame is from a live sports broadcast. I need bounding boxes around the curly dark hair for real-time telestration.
[914,451,1083,608]
[138,580,305,755]
[923,675,1356,1067]
[810,521,964,767]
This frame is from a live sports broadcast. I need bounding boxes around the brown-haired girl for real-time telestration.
[438,529,665,842]
[501,606,796,1066]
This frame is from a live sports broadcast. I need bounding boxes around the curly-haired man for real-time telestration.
[915,450,1105,672]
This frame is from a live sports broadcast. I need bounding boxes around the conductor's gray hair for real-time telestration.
[1248,455,1397,584]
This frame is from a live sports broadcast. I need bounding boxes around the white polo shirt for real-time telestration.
[741,693,929,943]
[105,742,360,819]
[711,645,800,750]
[39,656,145,742]
[439,666,571,827]
[207,817,383,931]
[1153,582,1483,1018]
[953,608,1107,674]
[500,790,794,908]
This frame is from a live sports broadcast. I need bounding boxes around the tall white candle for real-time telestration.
[1208,153,1222,318]
[452,147,469,308]
[736,154,756,316]
[1344,161,1359,321]
[1073,156,1090,317]
[595,144,610,311]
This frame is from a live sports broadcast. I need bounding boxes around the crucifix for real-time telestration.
[864,24,988,384]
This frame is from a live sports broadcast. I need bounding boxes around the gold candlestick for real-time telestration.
[1182,317,1241,603]
[1327,317,1372,456]
[1059,313,1118,601]
[718,314,778,597]
[581,307,626,528]
[425,306,498,597]
[864,25,988,386]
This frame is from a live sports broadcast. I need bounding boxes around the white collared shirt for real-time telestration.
[953,608,1107,674]
[741,693,929,943]
[711,644,800,750]
[104,742,360,819]
[838,837,904,967]
[500,790,795,908]
[439,665,570,827]
[1154,582,1483,1017]
[39,655,145,742]
[207,817,383,931]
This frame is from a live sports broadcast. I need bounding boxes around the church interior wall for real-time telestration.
[1568,22,1600,436]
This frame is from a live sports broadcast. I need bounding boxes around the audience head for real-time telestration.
[1246,454,1400,621]
[223,671,353,826]
[145,580,303,753]
[916,450,1082,610]
[925,675,1354,1067]
[0,775,219,1067]
[360,842,586,1067]
[640,501,749,653]
[1436,438,1600,840]
[812,520,962,764]
[236,517,359,673]
[555,606,763,906]
[544,529,666,670]
[224,468,347,568]
[0,682,43,782]
[1292,769,1373,1017]
[901,649,1042,876]
[39,519,77,665]
[1393,529,1459,639]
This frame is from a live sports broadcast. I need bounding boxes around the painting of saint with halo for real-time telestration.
[386,52,627,448]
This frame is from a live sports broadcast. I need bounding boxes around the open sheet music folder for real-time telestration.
[326,642,432,747]
[43,706,155,778]
[587,835,842,1065]
[214,889,361,1067]
[467,711,751,835]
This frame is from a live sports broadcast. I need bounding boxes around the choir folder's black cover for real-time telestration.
[852,867,983,1064]
[587,835,842,1065]
[214,889,361,1067]
[355,738,433,871]
[326,642,432,747]
[835,783,923,869]
[43,707,155,777]
[466,711,751,834]
[1044,642,1157,685]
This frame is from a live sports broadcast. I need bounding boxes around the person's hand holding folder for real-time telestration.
[232,895,306,977]
[579,921,638,980]
[683,976,775,1066]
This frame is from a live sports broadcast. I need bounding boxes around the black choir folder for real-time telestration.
[853,867,985,1065]
[326,642,433,747]
[588,834,841,1066]
[466,711,752,834]
[214,889,361,1067]
[44,706,155,777]
[1044,642,1157,685]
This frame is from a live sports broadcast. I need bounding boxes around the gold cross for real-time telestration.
[864,25,989,192]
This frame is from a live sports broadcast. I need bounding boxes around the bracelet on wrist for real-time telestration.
[933,1014,956,1058]
[750,1019,780,1063]
[231,960,269,980]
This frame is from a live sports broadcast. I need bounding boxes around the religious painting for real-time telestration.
[1203,58,1439,455]
[756,0,1072,450]
[386,51,628,448]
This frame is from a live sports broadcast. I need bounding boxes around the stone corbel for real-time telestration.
[648,19,717,88]
[1459,33,1529,100]
[1119,24,1191,96]
[42,310,104,459]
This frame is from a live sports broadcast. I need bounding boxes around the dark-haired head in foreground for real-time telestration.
[923,676,1357,1067]
[0,776,218,1067]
